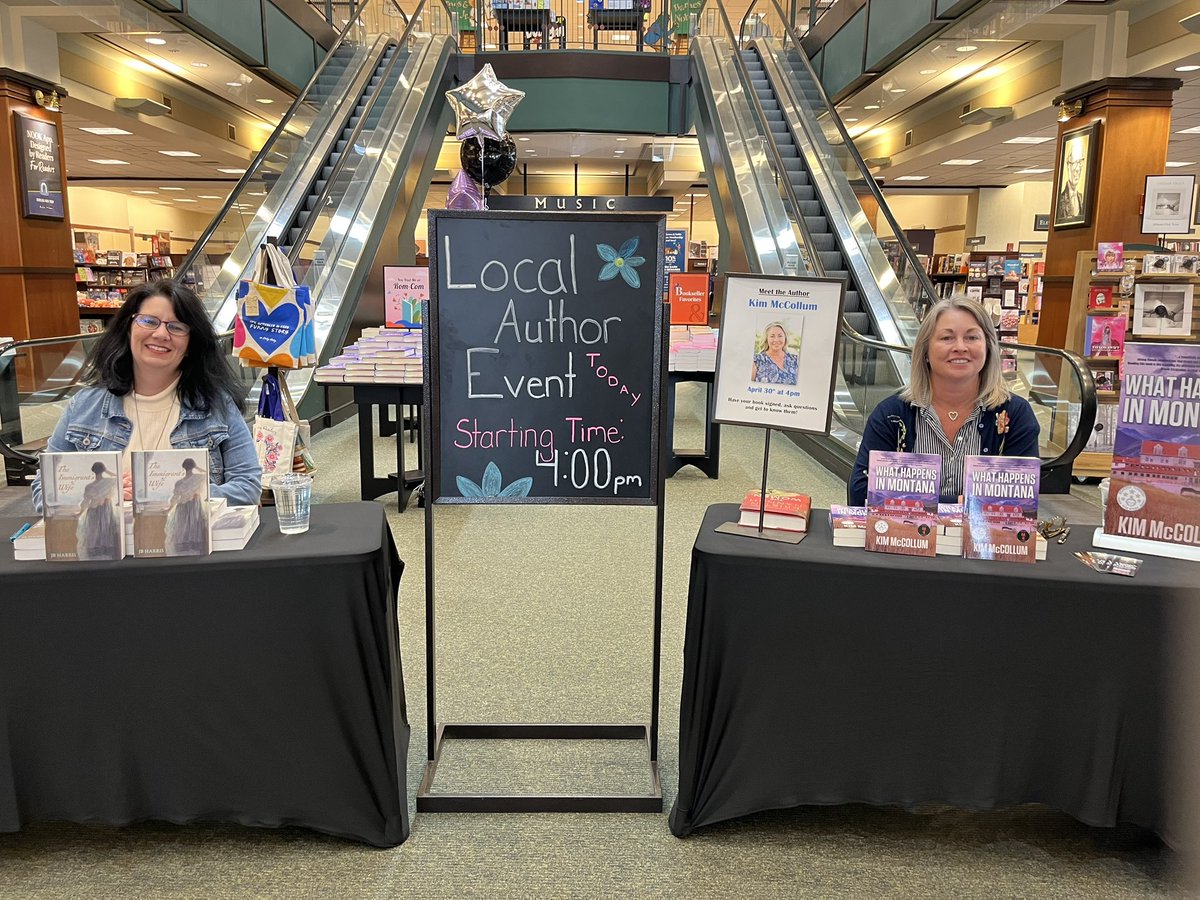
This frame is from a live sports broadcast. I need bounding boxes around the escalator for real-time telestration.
[690,0,1096,491]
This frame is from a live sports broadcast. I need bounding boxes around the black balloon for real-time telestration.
[460,136,517,187]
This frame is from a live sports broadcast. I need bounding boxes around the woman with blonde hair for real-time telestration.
[848,295,1040,505]
[751,321,799,384]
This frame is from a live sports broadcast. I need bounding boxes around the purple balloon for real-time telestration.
[446,169,484,210]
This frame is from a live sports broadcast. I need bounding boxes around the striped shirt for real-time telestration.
[913,404,983,502]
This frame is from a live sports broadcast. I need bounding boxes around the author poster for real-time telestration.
[712,273,844,433]
[1105,342,1200,548]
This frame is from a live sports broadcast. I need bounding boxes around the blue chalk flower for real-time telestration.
[596,237,645,288]
[456,461,533,499]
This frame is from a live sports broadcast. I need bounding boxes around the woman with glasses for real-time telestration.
[31,280,261,511]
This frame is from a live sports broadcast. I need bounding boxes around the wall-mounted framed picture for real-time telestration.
[1142,174,1197,235]
[1052,120,1099,230]
[13,112,64,220]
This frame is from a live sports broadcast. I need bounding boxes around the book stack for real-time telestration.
[738,489,810,533]
[668,325,718,372]
[314,327,424,384]
[830,502,1046,559]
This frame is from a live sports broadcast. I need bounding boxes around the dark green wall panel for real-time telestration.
[265,2,316,89]
[866,0,931,71]
[820,6,865,97]
[507,79,669,133]
[187,0,265,64]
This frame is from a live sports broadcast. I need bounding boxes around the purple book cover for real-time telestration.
[962,456,1040,563]
[1105,343,1200,547]
[865,450,941,556]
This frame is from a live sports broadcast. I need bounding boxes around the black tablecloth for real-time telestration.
[0,502,408,847]
[670,504,1197,839]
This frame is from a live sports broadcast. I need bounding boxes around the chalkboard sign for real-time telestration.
[427,210,665,504]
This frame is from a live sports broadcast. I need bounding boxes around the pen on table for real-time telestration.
[8,522,31,542]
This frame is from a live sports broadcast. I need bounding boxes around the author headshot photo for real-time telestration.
[751,320,799,385]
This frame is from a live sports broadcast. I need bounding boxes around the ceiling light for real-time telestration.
[144,37,167,45]
[198,195,222,199]
[696,193,708,198]
[226,81,243,88]
[535,170,545,174]
[255,98,273,105]
[614,150,625,154]
[919,68,938,75]
[1167,161,1194,167]
[88,158,129,165]
[863,104,880,110]
[159,186,185,191]
[174,198,197,202]
[80,126,133,136]
[1178,126,1200,134]
[1016,168,1051,174]
[1177,65,1200,72]
[159,150,200,157]
[1004,136,1052,144]
[941,159,982,166]
[131,190,157,194]
[191,61,209,68]
[616,137,628,142]
[570,153,581,158]
[518,136,530,141]
[957,45,978,52]
[217,168,245,174]
[1056,99,1083,122]
[844,117,859,123]
[889,87,907,94]
[894,175,929,181]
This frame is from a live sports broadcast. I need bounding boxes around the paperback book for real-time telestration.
[131,449,212,557]
[738,489,811,532]
[829,504,867,546]
[865,451,941,557]
[39,451,124,561]
[962,455,1041,563]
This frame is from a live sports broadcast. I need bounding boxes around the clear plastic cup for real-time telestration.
[272,473,313,534]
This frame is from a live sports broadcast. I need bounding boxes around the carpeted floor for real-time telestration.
[0,383,1184,898]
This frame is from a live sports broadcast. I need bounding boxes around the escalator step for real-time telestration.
[845,311,870,333]
[844,291,862,313]
[818,250,842,269]
[322,166,334,180]
[804,216,828,233]
[811,233,835,251]
[769,122,789,135]
[827,269,849,282]
[798,200,821,216]
[775,145,798,158]
[789,169,809,185]
[793,185,815,201]
[330,152,341,165]
[782,158,804,172]
[289,228,302,245]
[297,210,310,227]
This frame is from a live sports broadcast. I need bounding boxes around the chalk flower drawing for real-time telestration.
[596,237,645,288]
[457,461,533,498]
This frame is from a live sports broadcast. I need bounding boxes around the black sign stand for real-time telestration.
[417,210,666,812]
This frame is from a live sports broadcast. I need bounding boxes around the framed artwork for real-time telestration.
[1142,174,1196,235]
[1052,121,1099,230]
[1133,282,1194,337]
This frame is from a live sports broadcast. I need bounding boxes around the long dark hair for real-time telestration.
[83,280,243,411]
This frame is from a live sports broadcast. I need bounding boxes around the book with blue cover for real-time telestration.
[865,450,941,557]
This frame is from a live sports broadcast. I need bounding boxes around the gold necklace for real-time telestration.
[132,391,177,451]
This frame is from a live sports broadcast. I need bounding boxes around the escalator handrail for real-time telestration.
[835,322,1099,470]
[759,0,942,318]
[176,7,380,282]
[700,0,822,278]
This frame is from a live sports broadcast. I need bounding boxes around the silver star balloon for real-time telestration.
[445,64,525,142]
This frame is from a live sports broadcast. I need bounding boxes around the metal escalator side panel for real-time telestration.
[753,38,921,354]
[691,35,801,277]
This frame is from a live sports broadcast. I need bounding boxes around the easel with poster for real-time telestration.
[1094,341,1200,561]
[711,273,845,542]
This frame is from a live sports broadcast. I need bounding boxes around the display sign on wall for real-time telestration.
[427,210,664,504]
[668,272,709,324]
[662,228,687,293]
[712,273,845,433]
[14,112,64,219]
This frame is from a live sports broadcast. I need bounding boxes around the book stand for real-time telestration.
[714,428,806,544]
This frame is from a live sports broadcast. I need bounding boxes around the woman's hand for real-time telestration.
[122,470,133,501]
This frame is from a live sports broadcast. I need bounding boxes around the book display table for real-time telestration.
[588,8,644,49]
[353,382,424,512]
[494,7,553,49]
[670,504,1194,841]
[0,503,409,847]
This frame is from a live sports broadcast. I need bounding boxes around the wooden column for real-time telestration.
[856,191,879,230]
[1040,77,1181,351]
[0,69,78,344]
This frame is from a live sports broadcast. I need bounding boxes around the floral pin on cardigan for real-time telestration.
[996,409,1010,454]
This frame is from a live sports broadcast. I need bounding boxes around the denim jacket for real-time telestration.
[31,386,262,512]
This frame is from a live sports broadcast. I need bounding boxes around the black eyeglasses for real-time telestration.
[133,314,190,337]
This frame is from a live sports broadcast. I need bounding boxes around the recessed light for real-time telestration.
[889,87,907,94]
[570,153,581,158]
[695,193,708,198]
[81,126,133,136]
[1167,161,1194,167]
[191,61,209,68]
[535,170,546,174]
[1003,136,1052,144]
[919,69,938,75]
[518,136,531,141]
[159,186,185,191]
[131,190,157,194]
[1178,126,1200,135]
[894,175,929,181]
[174,198,197,202]
[255,98,273,105]
[144,37,167,45]
[616,137,628,142]
[1177,65,1200,72]
[844,117,859,123]
[88,159,129,165]
[198,195,222,199]
[614,150,625,154]
[217,168,246,174]
[609,171,620,175]
[525,149,536,153]
[863,104,880,110]
[941,159,983,166]
[226,81,243,88]
[1016,168,1051,174]
[159,150,201,157]
[957,45,977,52]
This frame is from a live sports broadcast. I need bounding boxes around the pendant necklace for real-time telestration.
[947,410,959,422]
[133,390,177,451]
